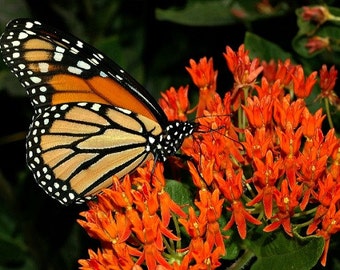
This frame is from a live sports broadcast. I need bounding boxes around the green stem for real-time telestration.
[324,98,334,129]
[238,86,250,142]
[172,213,182,250]
[226,249,255,270]
[329,14,340,22]
[294,219,314,229]
[294,206,318,218]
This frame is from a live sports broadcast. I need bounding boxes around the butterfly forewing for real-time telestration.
[0,19,167,124]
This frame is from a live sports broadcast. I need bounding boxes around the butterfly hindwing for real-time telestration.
[26,102,163,204]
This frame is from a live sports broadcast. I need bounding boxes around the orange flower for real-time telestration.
[276,125,303,187]
[216,171,261,239]
[261,59,295,88]
[255,77,284,99]
[79,249,123,270]
[190,240,223,269]
[159,85,190,121]
[319,65,338,93]
[186,57,217,90]
[78,210,132,244]
[276,125,303,158]
[179,206,207,239]
[187,161,209,190]
[133,213,175,269]
[298,151,328,188]
[158,188,187,226]
[273,95,305,130]
[224,200,262,239]
[329,141,340,179]
[140,162,187,226]
[101,175,134,209]
[307,173,340,235]
[264,179,302,236]
[248,150,284,218]
[316,203,340,266]
[243,127,272,160]
[195,189,225,254]
[242,95,273,128]
[186,57,218,117]
[291,66,317,98]
[317,65,340,106]
[78,211,138,269]
[301,108,326,139]
[224,45,263,89]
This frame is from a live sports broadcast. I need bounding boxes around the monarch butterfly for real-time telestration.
[0,18,195,206]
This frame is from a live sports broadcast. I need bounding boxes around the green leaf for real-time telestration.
[165,180,193,213]
[156,0,236,26]
[156,0,289,27]
[245,229,324,270]
[222,231,242,260]
[244,32,293,62]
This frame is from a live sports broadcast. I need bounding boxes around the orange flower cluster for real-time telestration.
[78,162,187,269]
[78,44,340,268]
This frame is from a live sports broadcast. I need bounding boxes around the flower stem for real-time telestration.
[172,213,182,250]
[226,249,255,270]
[324,98,334,129]
[329,14,340,22]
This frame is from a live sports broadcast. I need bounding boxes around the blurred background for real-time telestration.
[0,0,339,269]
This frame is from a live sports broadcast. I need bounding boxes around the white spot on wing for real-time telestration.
[39,95,46,102]
[115,74,123,81]
[62,38,70,44]
[11,40,20,46]
[18,32,28,39]
[77,60,90,70]
[68,66,82,75]
[54,52,63,61]
[56,46,65,53]
[116,107,131,114]
[60,104,69,110]
[30,76,42,83]
[77,41,83,48]
[38,63,49,73]
[100,71,107,77]
[91,104,101,111]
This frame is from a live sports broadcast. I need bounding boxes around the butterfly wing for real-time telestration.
[27,102,162,204]
[0,19,169,205]
[0,18,167,125]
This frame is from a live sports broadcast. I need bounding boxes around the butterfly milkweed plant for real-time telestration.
[78,5,340,270]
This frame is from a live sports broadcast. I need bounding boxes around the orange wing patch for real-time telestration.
[22,38,158,121]
[48,75,158,121]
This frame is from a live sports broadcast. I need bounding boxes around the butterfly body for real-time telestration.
[0,19,194,205]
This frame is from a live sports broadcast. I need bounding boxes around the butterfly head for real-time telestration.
[153,121,196,161]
